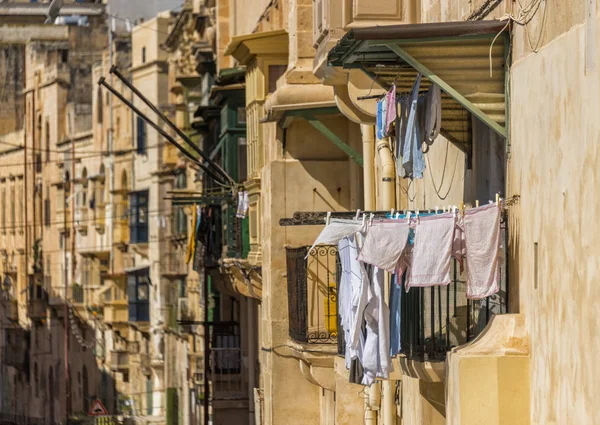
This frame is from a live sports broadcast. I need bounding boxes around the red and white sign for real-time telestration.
[88,399,109,416]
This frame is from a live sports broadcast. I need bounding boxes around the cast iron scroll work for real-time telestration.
[286,246,339,344]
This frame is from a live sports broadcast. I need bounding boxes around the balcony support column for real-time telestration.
[382,380,396,425]
[248,298,257,425]
[361,124,376,210]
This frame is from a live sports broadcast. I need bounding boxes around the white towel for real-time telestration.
[464,204,501,300]
[408,214,455,289]
[357,222,411,273]
[307,219,364,256]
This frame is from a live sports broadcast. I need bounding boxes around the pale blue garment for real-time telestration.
[401,73,426,179]
[389,273,401,356]
[376,96,388,140]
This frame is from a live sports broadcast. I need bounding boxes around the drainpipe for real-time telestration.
[375,135,396,425]
[361,125,375,210]
[376,137,395,210]
[247,298,257,425]
[365,382,381,425]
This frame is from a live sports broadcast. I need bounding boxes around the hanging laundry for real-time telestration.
[349,358,365,385]
[424,84,442,145]
[307,219,364,256]
[389,273,402,356]
[236,191,244,217]
[385,83,397,136]
[361,265,392,385]
[453,214,466,273]
[338,235,365,369]
[348,233,370,357]
[376,95,388,140]
[401,74,426,179]
[186,204,198,264]
[395,96,409,177]
[236,191,249,218]
[463,204,501,299]
[357,221,410,272]
[195,205,202,240]
[407,214,455,290]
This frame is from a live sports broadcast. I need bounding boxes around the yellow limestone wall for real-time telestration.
[508,11,600,425]
[259,114,362,425]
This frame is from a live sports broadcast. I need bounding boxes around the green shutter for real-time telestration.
[146,378,153,416]
[166,387,178,425]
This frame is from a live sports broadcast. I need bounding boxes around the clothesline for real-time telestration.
[279,195,518,227]
[322,201,505,386]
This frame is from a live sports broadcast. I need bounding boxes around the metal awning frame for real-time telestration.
[279,106,364,167]
[329,27,511,141]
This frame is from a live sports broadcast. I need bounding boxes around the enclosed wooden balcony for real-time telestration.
[27,285,48,321]
[110,350,129,371]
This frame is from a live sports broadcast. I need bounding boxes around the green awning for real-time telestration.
[327,20,510,150]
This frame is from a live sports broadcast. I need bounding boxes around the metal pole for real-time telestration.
[70,111,76,304]
[63,172,70,425]
[203,269,210,425]
[108,10,115,276]
[97,78,227,185]
[109,66,234,185]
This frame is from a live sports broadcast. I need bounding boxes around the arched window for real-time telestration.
[98,165,105,205]
[121,170,128,190]
[82,366,89,406]
[97,88,103,124]
[174,170,187,235]
[48,367,55,421]
[45,121,50,162]
[34,362,39,397]
[36,115,42,151]
[81,168,88,206]
[175,171,187,190]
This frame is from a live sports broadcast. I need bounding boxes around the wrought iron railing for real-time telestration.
[286,246,339,344]
[399,217,509,361]
[71,285,84,304]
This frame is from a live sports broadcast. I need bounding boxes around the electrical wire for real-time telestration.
[424,139,461,201]
[0,139,171,156]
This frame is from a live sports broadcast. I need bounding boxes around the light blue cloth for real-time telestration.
[389,273,401,356]
[376,96,388,140]
[401,74,425,179]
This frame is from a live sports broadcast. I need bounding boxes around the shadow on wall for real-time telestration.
[283,117,357,213]
[0,289,119,425]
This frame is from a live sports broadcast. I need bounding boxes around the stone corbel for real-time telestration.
[299,359,336,391]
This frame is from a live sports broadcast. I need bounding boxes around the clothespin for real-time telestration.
[476,200,480,208]
[369,213,374,226]
[496,193,500,206]
[326,211,331,225]
[459,202,465,217]
[362,213,367,227]
[355,209,361,220]
[406,211,411,224]
[416,209,420,224]
[395,212,400,219]
[390,208,395,218]
[434,205,439,214]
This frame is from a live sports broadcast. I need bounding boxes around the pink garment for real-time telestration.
[385,84,397,136]
[407,214,455,290]
[357,221,410,273]
[463,204,501,299]
[452,215,466,273]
